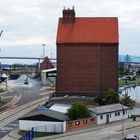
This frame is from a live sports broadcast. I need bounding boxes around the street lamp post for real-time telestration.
[0,30,3,72]
[42,44,46,58]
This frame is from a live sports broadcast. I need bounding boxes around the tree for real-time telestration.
[120,95,135,107]
[106,88,119,104]
[67,103,91,120]
[95,89,119,105]
[95,96,107,105]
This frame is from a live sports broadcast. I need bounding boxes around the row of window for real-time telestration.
[67,118,95,127]
[100,110,128,119]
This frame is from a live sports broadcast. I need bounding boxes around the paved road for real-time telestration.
[0,75,53,139]
[5,75,51,105]
[32,119,140,140]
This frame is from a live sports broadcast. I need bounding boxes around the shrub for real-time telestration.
[67,102,91,120]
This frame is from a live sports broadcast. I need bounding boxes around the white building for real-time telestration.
[90,104,129,125]
[41,68,56,86]
[19,108,67,133]
[49,103,71,113]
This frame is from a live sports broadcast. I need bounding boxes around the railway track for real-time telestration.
[0,96,49,128]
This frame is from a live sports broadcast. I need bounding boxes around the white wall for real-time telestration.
[41,72,47,85]
[41,72,56,86]
[97,110,128,125]
[129,108,140,116]
[19,120,66,133]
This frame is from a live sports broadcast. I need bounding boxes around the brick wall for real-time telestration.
[56,43,118,96]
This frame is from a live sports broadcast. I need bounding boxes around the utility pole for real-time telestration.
[0,30,3,72]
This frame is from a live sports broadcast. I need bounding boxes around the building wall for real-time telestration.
[41,71,56,86]
[19,120,66,133]
[56,43,118,96]
[129,108,140,116]
[96,110,128,125]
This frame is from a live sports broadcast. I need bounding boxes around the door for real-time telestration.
[106,114,109,123]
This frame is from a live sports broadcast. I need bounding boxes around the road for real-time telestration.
[41,119,140,140]
[0,75,54,139]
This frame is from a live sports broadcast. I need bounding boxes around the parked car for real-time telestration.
[123,134,139,140]
[24,78,29,85]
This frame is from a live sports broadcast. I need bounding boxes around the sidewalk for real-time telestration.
[2,118,140,140]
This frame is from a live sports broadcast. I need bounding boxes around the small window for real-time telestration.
[125,110,127,114]
[118,112,120,116]
[115,112,117,116]
[100,115,103,119]
[110,114,111,118]
[123,110,125,115]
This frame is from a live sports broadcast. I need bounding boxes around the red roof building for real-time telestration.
[40,57,54,71]
[56,8,119,96]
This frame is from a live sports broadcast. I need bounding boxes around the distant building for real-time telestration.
[129,64,140,73]
[41,68,56,86]
[56,8,119,96]
[40,57,54,71]
[19,108,67,133]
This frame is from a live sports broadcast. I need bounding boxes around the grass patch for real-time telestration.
[18,130,58,138]
[119,79,140,87]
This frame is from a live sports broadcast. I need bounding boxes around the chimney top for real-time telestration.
[62,7,75,24]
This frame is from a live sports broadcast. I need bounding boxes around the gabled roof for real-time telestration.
[90,104,129,115]
[19,108,68,122]
[56,17,119,44]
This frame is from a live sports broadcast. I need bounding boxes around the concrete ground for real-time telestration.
[2,118,140,140]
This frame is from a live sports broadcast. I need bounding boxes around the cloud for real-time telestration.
[0,0,140,63]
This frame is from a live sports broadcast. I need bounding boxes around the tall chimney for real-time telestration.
[62,7,75,24]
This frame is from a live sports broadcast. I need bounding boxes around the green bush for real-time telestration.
[95,88,119,105]
[67,102,91,120]
[120,95,135,107]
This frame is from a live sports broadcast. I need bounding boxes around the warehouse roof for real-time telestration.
[56,17,119,44]
[90,104,129,115]
[19,108,68,122]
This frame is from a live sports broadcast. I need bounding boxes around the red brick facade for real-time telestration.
[56,43,118,96]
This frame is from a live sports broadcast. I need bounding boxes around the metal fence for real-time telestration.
[33,123,64,133]
[19,128,34,140]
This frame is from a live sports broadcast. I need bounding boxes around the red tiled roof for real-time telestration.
[56,17,119,44]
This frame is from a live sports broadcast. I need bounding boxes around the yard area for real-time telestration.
[119,78,140,87]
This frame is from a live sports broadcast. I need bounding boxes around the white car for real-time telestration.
[123,134,139,140]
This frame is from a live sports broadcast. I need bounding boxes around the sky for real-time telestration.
[0,0,140,64]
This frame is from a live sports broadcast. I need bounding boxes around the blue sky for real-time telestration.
[0,0,140,64]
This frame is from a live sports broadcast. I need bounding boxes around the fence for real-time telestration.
[19,127,34,140]
[33,123,64,133]
[66,117,96,131]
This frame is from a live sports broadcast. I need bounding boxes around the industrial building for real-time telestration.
[56,8,119,96]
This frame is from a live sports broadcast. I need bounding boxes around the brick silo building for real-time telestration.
[56,8,119,96]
